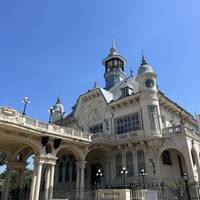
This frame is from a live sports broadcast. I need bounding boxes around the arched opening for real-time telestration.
[9,146,35,199]
[159,148,187,180]
[191,148,200,181]
[0,152,9,199]
[53,148,79,199]
[85,148,109,189]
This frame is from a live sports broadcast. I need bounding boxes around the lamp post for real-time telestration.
[48,107,54,123]
[139,169,147,190]
[96,168,103,188]
[22,97,30,115]
[121,167,128,189]
[183,173,191,200]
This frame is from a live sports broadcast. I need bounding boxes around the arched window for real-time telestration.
[126,151,134,176]
[58,162,63,183]
[191,150,196,166]
[116,153,122,177]
[137,150,146,173]
[65,162,70,182]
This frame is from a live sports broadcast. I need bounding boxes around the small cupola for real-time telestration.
[137,54,154,76]
[102,40,127,90]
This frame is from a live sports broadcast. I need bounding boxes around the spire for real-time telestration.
[56,96,61,104]
[112,38,117,50]
[110,38,119,56]
[141,49,148,65]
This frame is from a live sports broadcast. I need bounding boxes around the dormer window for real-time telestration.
[122,88,129,97]
[121,86,133,97]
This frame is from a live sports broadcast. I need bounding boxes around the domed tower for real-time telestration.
[52,96,65,123]
[136,54,162,136]
[102,40,127,89]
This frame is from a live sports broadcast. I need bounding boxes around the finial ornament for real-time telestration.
[112,38,117,50]
[141,49,148,65]
[93,81,97,88]
[110,38,118,54]
[130,68,134,77]
[56,96,61,103]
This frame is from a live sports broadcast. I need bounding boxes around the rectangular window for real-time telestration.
[116,153,122,177]
[88,123,103,134]
[162,150,172,165]
[148,105,159,130]
[114,112,141,135]
[137,150,146,173]
[122,88,129,97]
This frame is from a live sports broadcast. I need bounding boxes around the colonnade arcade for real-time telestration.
[0,129,88,200]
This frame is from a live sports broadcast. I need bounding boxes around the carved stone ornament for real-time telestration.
[1,107,17,117]
[52,124,60,131]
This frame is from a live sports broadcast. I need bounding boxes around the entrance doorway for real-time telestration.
[91,163,102,188]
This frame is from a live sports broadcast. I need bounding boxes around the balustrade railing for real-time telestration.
[162,125,181,136]
[0,107,91,142]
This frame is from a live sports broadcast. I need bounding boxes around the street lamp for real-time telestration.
[48,107,54,123]
[121,166,128,189]
[22,97,30,115]
[96,168,103,188]
[183,173,191,200]
[139,169,147,189]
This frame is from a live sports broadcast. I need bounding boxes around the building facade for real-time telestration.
[0,41,200,200]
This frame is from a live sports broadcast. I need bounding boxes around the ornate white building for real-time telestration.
[0,41,199,200]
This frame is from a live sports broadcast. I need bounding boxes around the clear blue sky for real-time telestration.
[0,0,200,122]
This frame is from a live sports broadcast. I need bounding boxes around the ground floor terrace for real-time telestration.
[1,134,200,200]
[0,108,200,199]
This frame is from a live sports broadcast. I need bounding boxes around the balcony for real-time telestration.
[162,124,200,138]
[162,125,182,136]
[0,107,91,142]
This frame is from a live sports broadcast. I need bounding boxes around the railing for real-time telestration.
[91,130,140,143]
[162,124,200,139]
[162,125,181,136]
[0,107,91,142]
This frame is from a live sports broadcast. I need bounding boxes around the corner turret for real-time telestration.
[136,53,162,137]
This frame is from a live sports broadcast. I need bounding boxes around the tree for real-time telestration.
[0,153,7,166]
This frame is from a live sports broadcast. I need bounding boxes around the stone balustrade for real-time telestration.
[0,107,91,142]
[162,125,182,136]
[162,124,200,138]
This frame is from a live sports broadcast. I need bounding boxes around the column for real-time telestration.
[80,167,85,200]
[76,166,80,200]
[76,167,80,190]
[44,167,51,200]
[29,161,37,200]
[34,162,43,200]
[76,161,86,200]
[105,158,111,186]
[181,146,196,182]
[19,169,25,189]
[49,164,56,199]
[2,165,12,200]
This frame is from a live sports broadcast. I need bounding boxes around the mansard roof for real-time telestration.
[108,76,139,101]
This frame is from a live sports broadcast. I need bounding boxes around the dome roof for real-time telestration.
[137,55,154,75]
[53,96,64,113]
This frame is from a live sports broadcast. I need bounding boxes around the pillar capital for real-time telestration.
[76,160,87,169]
[34,154,58,166]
